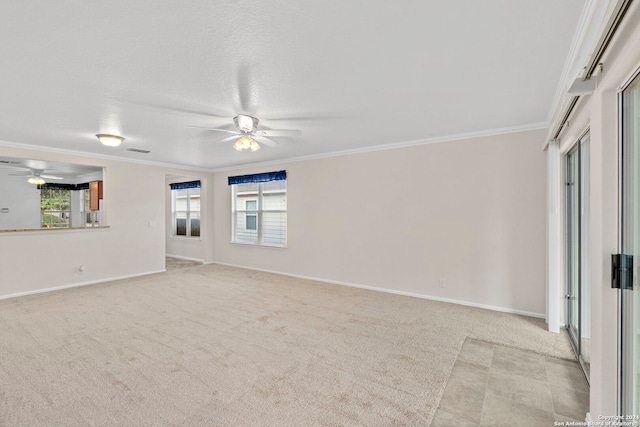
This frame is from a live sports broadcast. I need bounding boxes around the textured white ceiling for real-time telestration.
[0,0,585,170]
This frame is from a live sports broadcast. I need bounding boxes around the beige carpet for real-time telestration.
[0,263,573,426]
[165,256,203,271]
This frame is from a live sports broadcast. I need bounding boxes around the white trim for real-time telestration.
[213,122,549,172]
[1,123,549,173]
[166,254,204,262]
[213,262,545,318]
[229,241,287,249]
[0,139,212,173]
[543,0,610,148]
[545,0,599,124]
[586,413,593,423]
[547,140,562,332]
[169,236,202,241]
[0,226,110,236]
[0,269,166,301]
[618,62,640,93]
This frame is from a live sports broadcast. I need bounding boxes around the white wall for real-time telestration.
[0,146,214,298]
[213,128,548,316]
[69,189,83,228]
[0,172,40,229]
[551,0,640,417]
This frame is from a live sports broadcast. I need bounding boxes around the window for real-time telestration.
[82,189,98,227]
[170,181,201,237]
[230,172,286,247]
[245,200,257,230]
[41,188,71,228]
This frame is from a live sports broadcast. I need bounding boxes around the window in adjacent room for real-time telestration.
[230,171,287,247]
[82,188,99,227]
[170,180,201,237]
[40,188,71,228]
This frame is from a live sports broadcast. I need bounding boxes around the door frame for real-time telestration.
[564,128,591,383]
[617,65,640,416]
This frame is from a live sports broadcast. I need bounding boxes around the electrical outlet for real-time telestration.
[439,278,446,288]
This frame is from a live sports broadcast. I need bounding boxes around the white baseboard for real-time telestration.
[213,262,545,319]
[3,262,547,319]
[166,254,204,263]
[0,269,166,301]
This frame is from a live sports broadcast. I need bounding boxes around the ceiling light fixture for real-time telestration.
[96,134,125,147]
[233,135,260,152]
[27,176,45,185]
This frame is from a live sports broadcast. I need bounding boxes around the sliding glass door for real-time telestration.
[566,145,580,348]
[620,71,640,416]
[565,132,590,380]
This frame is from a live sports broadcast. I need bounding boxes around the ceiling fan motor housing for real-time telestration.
[234,115,258,133]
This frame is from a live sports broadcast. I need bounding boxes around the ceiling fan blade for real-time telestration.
[41,174,64,180]
[186,125,241,135]
[217,135,241,144]
[263,114,348,122]
[255,129,301,137]
[0,164,28,170]
[8,173,31,176]
[125,100,231,119]
[254,136,279,147]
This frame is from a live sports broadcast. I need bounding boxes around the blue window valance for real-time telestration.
[169,180,201,190]
[39,182,90,191]
[227,170,286,186]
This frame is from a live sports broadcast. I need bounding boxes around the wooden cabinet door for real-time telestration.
[89,180,103,211]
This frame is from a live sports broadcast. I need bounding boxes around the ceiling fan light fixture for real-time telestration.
[28,176,45,185]
[96,134,125,147]
[233,135,260,152]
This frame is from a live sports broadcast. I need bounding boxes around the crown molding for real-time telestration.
[0,121,549,174]
[546,0,600,125]
[211,122,549,173]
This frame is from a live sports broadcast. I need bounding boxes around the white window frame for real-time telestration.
[40,188,71,229]
[81,189,98,227]
[172,187,201,238]
[245,200,258,231]
[231,181,286,247]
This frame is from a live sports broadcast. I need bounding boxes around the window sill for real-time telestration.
[230,241,287,249]
[0,226,110,234]
[171,235,202,241]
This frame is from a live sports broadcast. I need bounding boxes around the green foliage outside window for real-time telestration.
[41,189,71,228]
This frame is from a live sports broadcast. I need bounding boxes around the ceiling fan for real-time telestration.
[187,114,301,152]
[8,169,64,185]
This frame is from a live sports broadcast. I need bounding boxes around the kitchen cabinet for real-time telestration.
[89,180,103,211]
